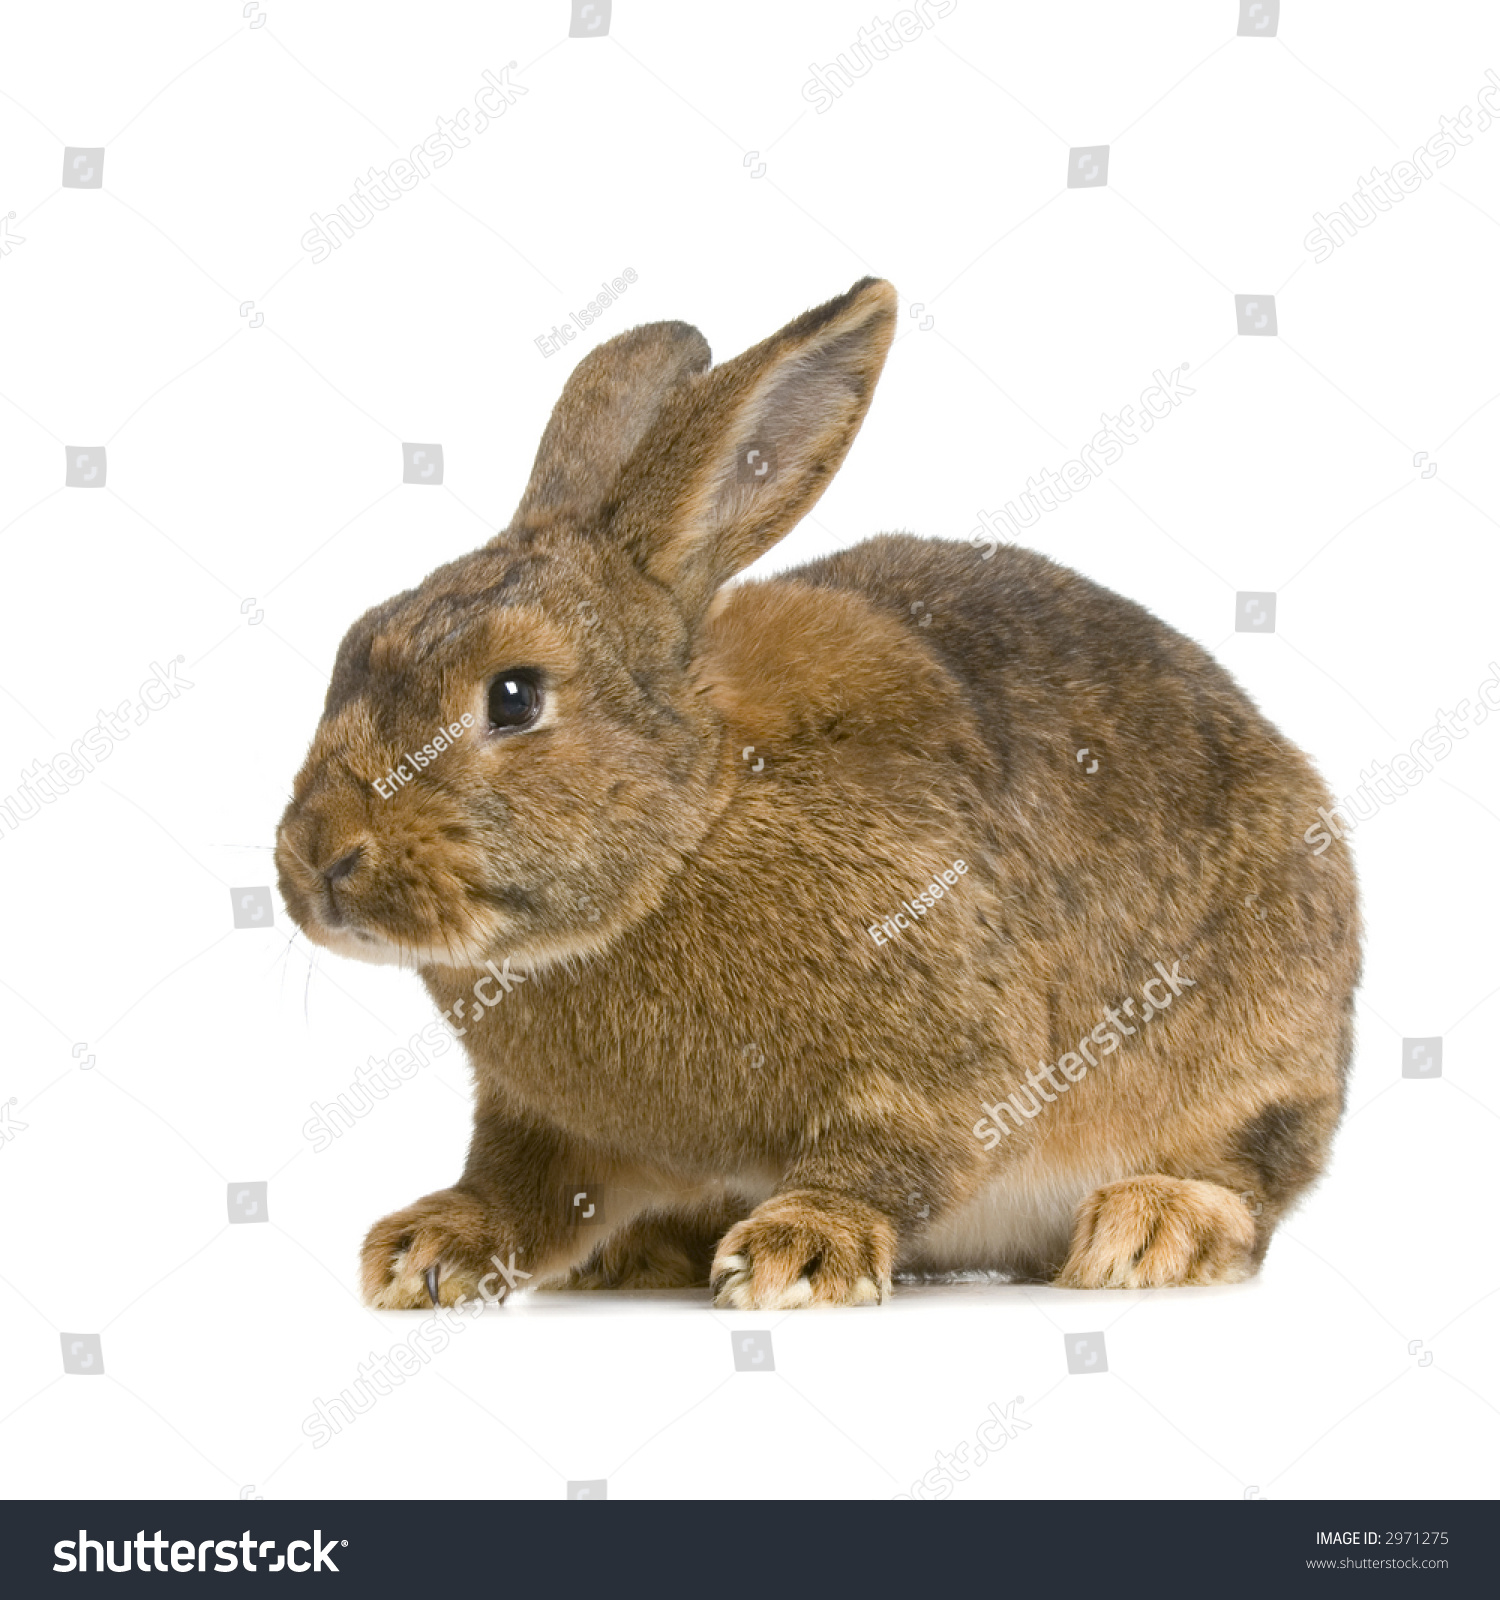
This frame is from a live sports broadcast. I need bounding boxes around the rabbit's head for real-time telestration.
[275,277,896,970]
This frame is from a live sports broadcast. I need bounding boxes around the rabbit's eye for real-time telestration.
[488,671,542,730]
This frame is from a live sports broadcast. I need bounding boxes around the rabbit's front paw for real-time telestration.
[1055,1175,1256,1289]
[361,1187,509,1309]
[710,1190,897,1309]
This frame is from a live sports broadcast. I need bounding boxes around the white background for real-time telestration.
[1,0,1497,1502]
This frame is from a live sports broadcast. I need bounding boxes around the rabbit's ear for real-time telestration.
[609,277,897,613]
[509,320,711,527]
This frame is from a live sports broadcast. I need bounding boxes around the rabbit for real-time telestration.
[274,276,1361,1310]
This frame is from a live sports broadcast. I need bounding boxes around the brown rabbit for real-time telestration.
[274,277,1360,1309]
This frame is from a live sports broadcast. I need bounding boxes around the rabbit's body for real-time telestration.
[416,535,1357,1294]
[276,279,1359,1309]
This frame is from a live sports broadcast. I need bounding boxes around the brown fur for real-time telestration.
[559,1196,746,1291]
[275,278,1361,1311]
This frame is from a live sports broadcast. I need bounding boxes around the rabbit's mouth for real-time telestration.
[305,922,411,968]
[275,797,518,969]
[274,788,623,976]
[286,858,495,967]
[296,908,500,972]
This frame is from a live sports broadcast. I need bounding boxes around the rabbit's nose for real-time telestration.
[323,847,363,884]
